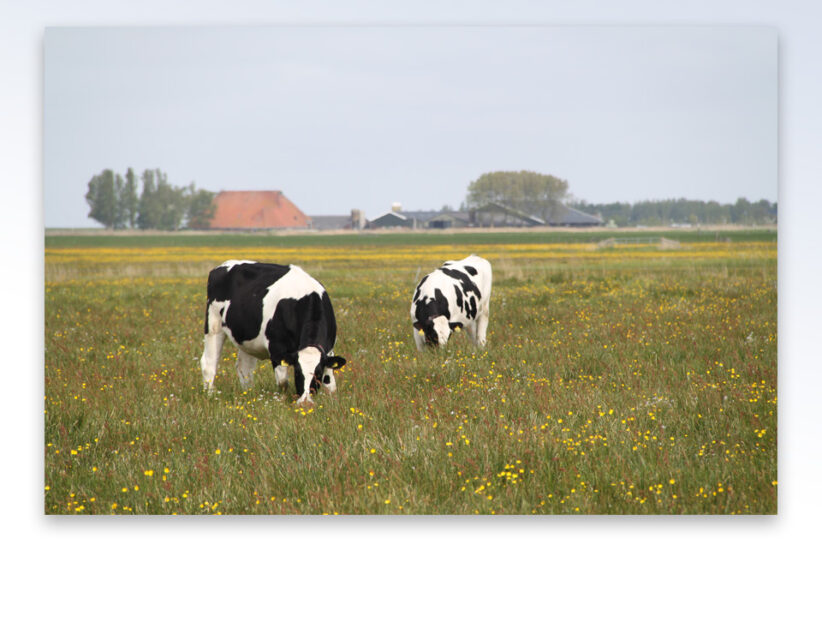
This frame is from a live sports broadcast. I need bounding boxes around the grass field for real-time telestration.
[44,229,777,514]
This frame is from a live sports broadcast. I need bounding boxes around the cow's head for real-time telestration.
[413,314,454,348]
[290,346,347,404]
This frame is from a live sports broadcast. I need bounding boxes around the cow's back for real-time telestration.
[207,262,291,346]
[443,255,491,301]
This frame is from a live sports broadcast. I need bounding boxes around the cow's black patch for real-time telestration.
[454,285,463,309]
[206,263,291,343]
[467,295,477,319]
[439,266,481,298]
[464,265,478,276]
[412,274,430,304]
[413,288,453,346]
[265,292,337,365]
[414,288,450,326]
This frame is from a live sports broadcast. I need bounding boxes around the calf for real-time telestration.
[200,260,346,405]
[411,255,492,350]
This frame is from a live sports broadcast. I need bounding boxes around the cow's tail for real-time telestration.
[204,266,229,335]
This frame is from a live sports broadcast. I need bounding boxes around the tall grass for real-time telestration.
[44,233,776,514]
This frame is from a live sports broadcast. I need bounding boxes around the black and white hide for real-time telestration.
[200,260,346,405]
[410,255,492,350]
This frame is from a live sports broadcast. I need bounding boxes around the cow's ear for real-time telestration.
[325,355,346,370]
[413,321,425,331]
[449,322,463,332]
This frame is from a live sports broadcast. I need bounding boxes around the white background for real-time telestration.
[3,2,819,632]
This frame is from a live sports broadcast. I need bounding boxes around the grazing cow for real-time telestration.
[410,255,492,350]
[200,260,346,405]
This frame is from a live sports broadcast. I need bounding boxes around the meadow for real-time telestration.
[44,228,777,514]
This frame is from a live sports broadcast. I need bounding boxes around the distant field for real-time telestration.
[44,226,776,248]
[44,230,777,514]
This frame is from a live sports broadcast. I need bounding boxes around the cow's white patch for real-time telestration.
[233,266,326,360]
[296,346,322,404]
[322,351,338,393]
[200,332,225,390]
[431,315,451,347]
[322,366,337,392]
[220,259,256,271]
[207,299,230,333]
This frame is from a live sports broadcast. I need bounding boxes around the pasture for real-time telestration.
[44,229,777,514]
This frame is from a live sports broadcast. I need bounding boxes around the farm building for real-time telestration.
[207,191,310,230]
[366,201,603,230]
[547,203,604,227]
[367,210,411,229]
[367,208,472,230]
[426,210,472,229]
[470,201,603,227]
[469,202,546,227]
[308,209,366,231]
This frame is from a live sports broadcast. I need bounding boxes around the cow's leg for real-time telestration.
[200,331,226,391]
[413,328,426,351]
[235,349,257,389]
[466,320,478,345]
[274,363,289,388]
[475,309,490,347]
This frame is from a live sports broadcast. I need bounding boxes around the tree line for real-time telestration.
[85,167,776,229]
[570,197,777,227]
[464,170,776,226]
[85,168,216,230]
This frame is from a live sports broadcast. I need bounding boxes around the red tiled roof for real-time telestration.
[209,191,309,229]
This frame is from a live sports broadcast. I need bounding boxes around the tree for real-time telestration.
[184,185,216,229]
[86,169,118,228]
[466,170,569,220]
[153,174,187,230]
[121,168,139,228]
[137,169,189,230]
[112,173,128,229]
[136,169,158,229]
[87,167,217,230]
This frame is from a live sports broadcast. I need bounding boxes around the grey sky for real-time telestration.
[44,25,776,226]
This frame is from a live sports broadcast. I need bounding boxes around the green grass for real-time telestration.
[44,233,777,514]
[45,226,776,249]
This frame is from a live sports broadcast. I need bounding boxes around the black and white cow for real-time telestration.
[411,255,492,350]
[200,260,346,405]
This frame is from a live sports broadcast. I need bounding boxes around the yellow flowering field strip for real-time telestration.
[46,241,774,266]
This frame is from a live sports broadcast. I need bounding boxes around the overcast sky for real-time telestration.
[44,24,776,226]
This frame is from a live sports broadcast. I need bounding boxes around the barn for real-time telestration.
[207,191,310,230]
[547,203,604,227]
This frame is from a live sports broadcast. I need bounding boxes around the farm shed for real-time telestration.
[469,202,546,228]
[547,203,604,227]
[309,210,366,231]
[426,210,472,229]
[309,215,353,231]
[367,210,412,229]
[208,191,310,230]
